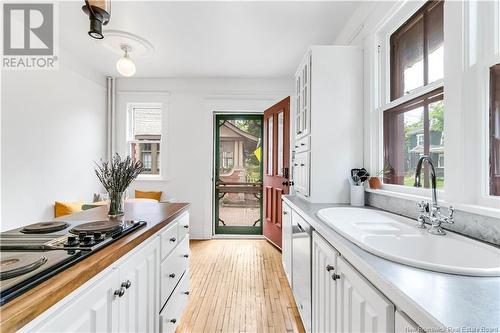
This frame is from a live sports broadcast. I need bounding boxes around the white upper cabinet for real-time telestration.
[336,256,395,333]
[292,46,363,203]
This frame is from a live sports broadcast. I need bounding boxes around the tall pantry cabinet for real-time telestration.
[293,46,363,203]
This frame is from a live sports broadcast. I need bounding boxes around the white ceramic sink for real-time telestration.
[317,207,500,276]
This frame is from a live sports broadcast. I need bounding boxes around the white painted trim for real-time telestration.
[379,80,444,113]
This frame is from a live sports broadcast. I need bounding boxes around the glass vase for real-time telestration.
[108,190,125,217]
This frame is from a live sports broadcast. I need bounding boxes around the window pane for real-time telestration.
[267,117,273,174]
[490,64,500,196]
[390,1,444,100]
[130,142,160,174]
[277,112,284,175]
[391,14,424,99]
[384,89,444,188]
[427,1,444,83]
[133,108,162,139]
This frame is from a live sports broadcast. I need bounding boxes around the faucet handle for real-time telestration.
[417,201,429,213]
[445,206,455,224]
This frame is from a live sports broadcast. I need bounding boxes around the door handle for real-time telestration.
[282,180,295,186]
[297,223,304,232]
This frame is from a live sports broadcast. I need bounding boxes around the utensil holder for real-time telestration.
[350,185,365,207]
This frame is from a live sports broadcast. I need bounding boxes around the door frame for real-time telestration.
[212,112,264,235]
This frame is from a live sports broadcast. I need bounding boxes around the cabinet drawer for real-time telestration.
[160,222,178,261]
[160,237,189,307]
[294,136,310,153]
[159,271,190,333]
[177,213,190,241]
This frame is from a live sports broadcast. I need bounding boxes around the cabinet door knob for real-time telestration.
[332,274,340,281]
[183,291,190,295]
[169,273,176,278]
[170,237,176,242]
[114,287,125,297]
[283,211,288,215]
[325,265,334,272]
[170,319,177,324]
[121,280,131,289]
[183,225,189,229]
[183,254,189,258]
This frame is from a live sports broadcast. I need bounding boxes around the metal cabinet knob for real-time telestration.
[183,254,189,258]
[183,225,189,229]
[114,287,125,297]
[170,319,177,324]
[332,274,340,281]
[169,273,176,278]
[325,265,334,272]
[170,237,176,242]
[183,291,190,295]
[121,280,131,289]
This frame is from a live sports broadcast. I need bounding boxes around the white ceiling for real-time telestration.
[60,1,360,78]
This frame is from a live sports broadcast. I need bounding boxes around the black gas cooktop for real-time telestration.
[0,219,146,305]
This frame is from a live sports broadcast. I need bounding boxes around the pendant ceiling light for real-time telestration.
[82,0,111,39]
[116,44,136,77]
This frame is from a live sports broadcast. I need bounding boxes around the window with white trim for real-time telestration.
[383,0,445,189]
[127,104,163,176]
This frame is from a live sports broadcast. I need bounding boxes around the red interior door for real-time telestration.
[263,97,290,249]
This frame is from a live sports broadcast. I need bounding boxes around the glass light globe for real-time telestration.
[116,55,136,77]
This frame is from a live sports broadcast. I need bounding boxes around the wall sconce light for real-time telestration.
[116,44,136,77]
[82,0,111,39]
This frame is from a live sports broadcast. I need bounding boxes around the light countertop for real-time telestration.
[283,195,500,331]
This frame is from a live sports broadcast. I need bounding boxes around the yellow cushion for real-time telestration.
[135,190,162,201]
[54,201,83,218]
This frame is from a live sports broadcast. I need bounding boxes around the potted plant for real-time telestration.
[95,154,144,217]
[368,165,390,190]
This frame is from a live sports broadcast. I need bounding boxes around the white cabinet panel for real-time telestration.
[395,311,420,333]
[160,222,178,261]
[117,238,160,333]
[27,269,119,333]
[294,152,310,197]
[312,231,339,333]
[282,202,293,285]
[337,257,394,333]
[160,236,189,307]
[177,213,190,242]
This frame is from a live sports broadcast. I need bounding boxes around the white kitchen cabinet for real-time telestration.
[282,201,293,285]
[312,231,339,333]
[295,52,311,139]
[337,256,395,333]
[159,271,190,333]
[117,238,160,333]
[21,212,190,333]
[292,46,363,203]
[24,266,119,333]
[293,151,310,197]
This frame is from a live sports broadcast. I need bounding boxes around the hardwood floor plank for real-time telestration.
[176,240,305,333]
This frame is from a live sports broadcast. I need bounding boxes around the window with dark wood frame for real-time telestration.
[390,0,444,101]
[490,64,500,196]
[384,88,444,188]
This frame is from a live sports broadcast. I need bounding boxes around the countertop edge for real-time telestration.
[0,202,190,332]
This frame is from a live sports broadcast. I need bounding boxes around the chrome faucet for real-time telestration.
[414,156,454,235]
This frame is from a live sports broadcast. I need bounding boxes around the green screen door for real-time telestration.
[214,114,263,235]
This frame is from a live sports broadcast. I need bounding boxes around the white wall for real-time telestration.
[0,49,107,231]
[115,78,294,239]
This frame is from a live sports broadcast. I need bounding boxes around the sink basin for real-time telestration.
[317,207,500,276]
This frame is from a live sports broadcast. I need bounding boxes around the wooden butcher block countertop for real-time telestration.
[0,201,190,332]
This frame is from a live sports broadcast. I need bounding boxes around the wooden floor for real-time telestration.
[177,240,305,333]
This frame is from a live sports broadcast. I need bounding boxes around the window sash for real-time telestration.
[390,0,444,101]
